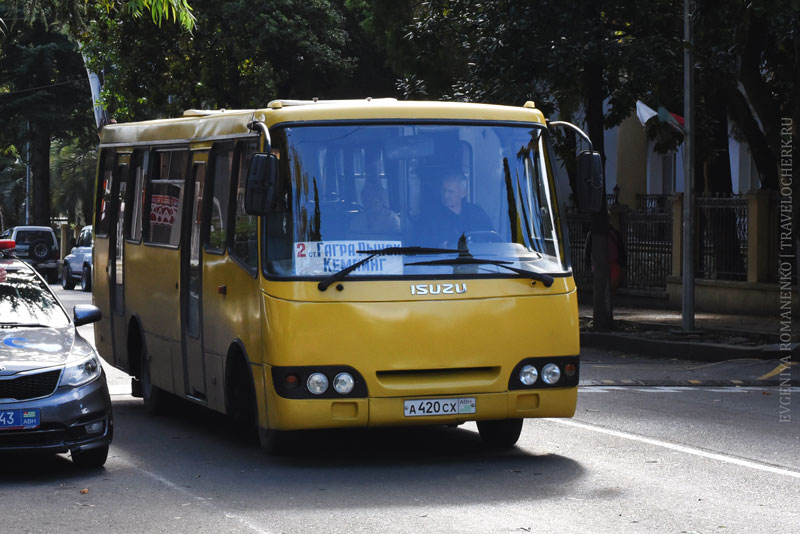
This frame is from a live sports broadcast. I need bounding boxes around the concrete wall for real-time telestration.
[666,277,799,316]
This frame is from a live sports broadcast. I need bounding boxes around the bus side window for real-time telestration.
[145,150,189,246]
[95,149,116,237]
[230,140,259,271]
[205,142,234,253]
[126,149,148,242]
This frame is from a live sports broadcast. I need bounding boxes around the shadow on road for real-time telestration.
[101,396,588,509]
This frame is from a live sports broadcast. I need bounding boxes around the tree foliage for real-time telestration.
[81,0,388,121]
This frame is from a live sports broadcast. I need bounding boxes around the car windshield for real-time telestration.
[263,123,568,279]
[0,270,69,326]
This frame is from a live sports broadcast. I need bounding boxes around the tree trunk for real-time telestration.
[737,12,780,190]
[585,60,613,330]
[29,121,51,226]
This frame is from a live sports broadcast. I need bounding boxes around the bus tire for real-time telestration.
[257,426,289,455]
[477,419,523,449]
[140,344,167,415]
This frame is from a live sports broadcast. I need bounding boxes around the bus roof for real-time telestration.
[98,99,547,146]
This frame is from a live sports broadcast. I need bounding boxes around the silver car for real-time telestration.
[62,225,93,292]
[0,241,112,468]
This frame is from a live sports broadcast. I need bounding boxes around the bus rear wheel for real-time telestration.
[140,345,167,415]
[477,419,523,449]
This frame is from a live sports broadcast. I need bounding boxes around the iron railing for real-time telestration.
[695,194,747,281]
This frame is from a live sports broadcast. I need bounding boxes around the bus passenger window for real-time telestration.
[146,150,188,246]
[127,150,148,242]
[230,141,258,270]
[95,150,115,237]
[207,143,233,253]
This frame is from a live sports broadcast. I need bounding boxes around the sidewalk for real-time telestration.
[579,304,798,362]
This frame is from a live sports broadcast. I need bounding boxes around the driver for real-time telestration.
[427,172,492,246]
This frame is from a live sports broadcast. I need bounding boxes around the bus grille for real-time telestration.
[0,370,61,401]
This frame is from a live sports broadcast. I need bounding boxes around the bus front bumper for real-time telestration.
[266,387,578,431]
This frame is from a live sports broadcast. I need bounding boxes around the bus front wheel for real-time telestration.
[477,419,523,449]
[140,345,167,415]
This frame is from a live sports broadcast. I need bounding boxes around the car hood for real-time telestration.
[0,326,90,375]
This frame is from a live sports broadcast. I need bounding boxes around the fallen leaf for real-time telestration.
[80,489,88,494]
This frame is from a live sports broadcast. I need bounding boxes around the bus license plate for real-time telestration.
[0,409,40,430]
[403,398,476,417]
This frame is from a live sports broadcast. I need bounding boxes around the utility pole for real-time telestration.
[25,122,30,225]
[682,0,695,331]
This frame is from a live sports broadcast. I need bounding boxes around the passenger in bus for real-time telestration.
[426,172,492,247]
[350,181,401,235]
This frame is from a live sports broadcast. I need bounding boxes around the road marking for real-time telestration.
[114,456,274,534]
[550,419,800,479]
[758,362,797,381]
[581,386,800,394]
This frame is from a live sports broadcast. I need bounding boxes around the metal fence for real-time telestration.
[695,194,748,281]
[565,194,674,292]
[622,196,673,290]
[565,209,593,287]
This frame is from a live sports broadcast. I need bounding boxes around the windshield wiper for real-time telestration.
[317,246,458,291]
[404,257,554,287]
[405,234,554,287]
[0,322,50,328]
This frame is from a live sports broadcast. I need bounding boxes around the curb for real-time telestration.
[581,332,799,362]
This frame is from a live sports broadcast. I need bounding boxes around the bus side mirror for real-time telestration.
[576,150,604,213]
[244,153,279,216]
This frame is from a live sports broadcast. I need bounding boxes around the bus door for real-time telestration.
[180,152,208,399]
[109,154,130,368]
[92,149,117,360]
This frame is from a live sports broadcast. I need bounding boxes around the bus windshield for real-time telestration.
[264,123,568,280]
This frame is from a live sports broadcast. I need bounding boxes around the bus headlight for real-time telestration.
[541,363,561,385]
[519,365,539,386]
[333,372,355,394]
[307,373,329,395]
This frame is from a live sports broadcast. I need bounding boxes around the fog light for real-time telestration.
[333,372,355,394]
[542,363,561,385]
[307,373,329,395]
[519,365,539,386]
[84,421,104,434]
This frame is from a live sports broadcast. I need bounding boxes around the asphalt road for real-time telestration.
[1,286,797,533]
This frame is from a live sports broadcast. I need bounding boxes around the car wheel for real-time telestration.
[62,265,76,290]
[81,265,92,292]
[140,344,167,415]
[30,239,51,261]
[477,419,524,449]
[71,444,109,469]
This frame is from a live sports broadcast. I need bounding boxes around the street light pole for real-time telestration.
[682,0,695,331]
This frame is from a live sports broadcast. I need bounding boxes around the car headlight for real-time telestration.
[60,354,102,387]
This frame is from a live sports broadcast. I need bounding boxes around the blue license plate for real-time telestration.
[0,409,40,430]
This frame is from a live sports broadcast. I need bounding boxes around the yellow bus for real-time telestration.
[92,99,601,451]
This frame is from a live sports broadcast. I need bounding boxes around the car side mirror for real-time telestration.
[244,153,279,216]
[74,304,102,327]
[576,150,604,213]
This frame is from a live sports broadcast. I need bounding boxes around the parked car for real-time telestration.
[0,239,113,468]
[0,226,60,283]
[62,225,93,292]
